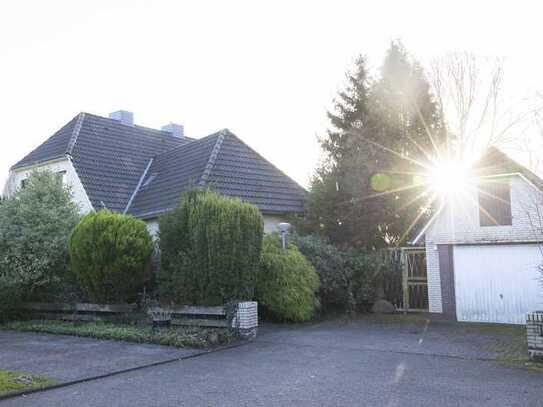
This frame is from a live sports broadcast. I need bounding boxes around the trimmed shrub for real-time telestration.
[346,248,386,309]
[292,234,384,314]
[290,234,350,312]
[69,210,153,303]
[257,234,320,322]
[159,189,264,305]
[0,170,80,317]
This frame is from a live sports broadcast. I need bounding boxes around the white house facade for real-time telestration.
[414,148,543,324]
[3,157,93,213]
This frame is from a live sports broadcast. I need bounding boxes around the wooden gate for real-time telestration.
[401,247,428,311]
[383,247,428,312]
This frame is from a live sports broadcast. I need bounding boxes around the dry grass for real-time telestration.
[0,370,53,396]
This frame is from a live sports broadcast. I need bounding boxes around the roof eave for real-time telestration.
[10,154,69,172]
[132,206,305,222]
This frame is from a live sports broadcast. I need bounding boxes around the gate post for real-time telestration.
[401,249,409,313]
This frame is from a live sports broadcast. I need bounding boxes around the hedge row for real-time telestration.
[2,172,383,323]
[159,189,264,306]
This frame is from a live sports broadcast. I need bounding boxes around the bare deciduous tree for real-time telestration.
[430,53,542,160]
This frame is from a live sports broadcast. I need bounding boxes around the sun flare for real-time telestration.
[427,160,472,197]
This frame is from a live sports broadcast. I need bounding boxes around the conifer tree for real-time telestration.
[303,42,445,248]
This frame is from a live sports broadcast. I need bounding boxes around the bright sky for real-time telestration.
[1,0,542,190]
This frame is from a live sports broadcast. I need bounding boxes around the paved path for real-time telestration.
[0,331,201,382]
[1,318,540,406]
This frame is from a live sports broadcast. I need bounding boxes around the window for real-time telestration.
[478,179,512,226]
[20,178,28,189]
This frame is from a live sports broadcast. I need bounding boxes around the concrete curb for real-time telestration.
[0,340,251,402]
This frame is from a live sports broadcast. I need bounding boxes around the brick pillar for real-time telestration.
[527,311,543,362]
[231,302,258,339]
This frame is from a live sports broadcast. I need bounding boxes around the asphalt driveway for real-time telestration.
[0,331,202,382]
[1,316,540,406]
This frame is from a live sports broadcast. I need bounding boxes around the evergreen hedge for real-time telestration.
[159,189,264,305]
[292,234,385,314]
[257,234,320,322]
[69,210,153,303]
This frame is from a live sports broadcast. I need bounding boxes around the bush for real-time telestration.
[257,234,320,322]
[69,210,153,303]
[292,234,384,314]
[0,170,80,316]
[159,189,263,305]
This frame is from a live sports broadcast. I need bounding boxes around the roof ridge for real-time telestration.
[225,130,307,192]
[81,112,195,141]
[198,130,227,188]
[65,112,85,156]
[151,130,223,161]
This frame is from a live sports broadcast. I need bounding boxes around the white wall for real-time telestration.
[3,158,94,214]
[263,215,287,234]
[454,244,543,324]
[424,175,543,314]
[146,220,160,239]
[145,214,287,240]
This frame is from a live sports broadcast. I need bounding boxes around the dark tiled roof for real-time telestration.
[71,114,192,212]
[11,115,81,169]
[12,113,306,217]
[127,130,306,218]
[12,112,193,212]
[205,132,306,214]
[127,133,221,218]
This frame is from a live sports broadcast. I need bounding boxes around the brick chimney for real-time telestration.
[109,110,134,126]
[161,123,184,138]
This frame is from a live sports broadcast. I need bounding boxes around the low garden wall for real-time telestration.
[527,311,543,362]
[20,301,258,338]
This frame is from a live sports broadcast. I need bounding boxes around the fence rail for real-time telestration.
[20,302,230,328]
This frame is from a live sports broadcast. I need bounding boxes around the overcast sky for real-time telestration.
[1,0,542,189]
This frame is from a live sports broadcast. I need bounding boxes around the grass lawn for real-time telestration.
[0,370,53,396]
[474,323,543,372]
[2,320,235,349]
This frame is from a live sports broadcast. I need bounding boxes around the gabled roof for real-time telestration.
[11,114,82,169]
[11,113,306,217]
[127,132,222,218]
[411,147,543,244]
[12,113,193,212]
[127,129,306,218]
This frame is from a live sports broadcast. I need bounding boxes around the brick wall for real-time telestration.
[425,244,442,313]
[527,312,543,361]
[232,301,258,339]
[425,175,543,314]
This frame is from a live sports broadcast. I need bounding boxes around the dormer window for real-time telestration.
[478,179,512,226]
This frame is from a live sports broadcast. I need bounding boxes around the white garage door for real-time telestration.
[454,244,543,324]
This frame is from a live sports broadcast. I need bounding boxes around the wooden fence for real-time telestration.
[20,302,229,328]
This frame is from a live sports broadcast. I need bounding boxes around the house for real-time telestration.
[413,147,543,324]
[3,111,306,234]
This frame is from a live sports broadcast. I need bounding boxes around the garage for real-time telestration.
[454,244,543,324]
